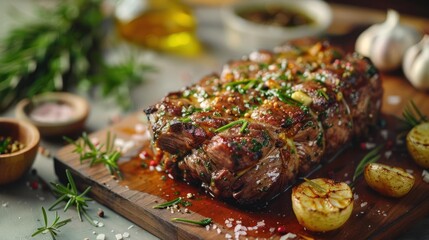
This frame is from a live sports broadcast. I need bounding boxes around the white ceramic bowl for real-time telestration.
[221,0,332,53]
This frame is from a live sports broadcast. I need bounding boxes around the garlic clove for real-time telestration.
[403,35,429,90]
[355,9,421,71]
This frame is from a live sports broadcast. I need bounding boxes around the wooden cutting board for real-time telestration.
[54,69,429,240]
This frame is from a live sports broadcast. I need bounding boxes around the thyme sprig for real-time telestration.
[65,131,122,178]
[171,217,212,227]
[49,169,95,226]
[400,100,428,131]
[214,119,249,133]
[32,207,71,240]
[352,145,383,184]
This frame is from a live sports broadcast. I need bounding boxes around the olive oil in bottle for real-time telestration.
[115,0,201,56]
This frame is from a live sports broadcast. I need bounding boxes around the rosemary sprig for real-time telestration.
[304,178,326,193]
[214,119,249,133]
[400,100,428,131]
[153,197,183,209]
[49,169,95,226]
[352,145,383,183]
[65,131,122,178]
[0,0,153,111]
[171,218,212,227]
[32,207,71,240]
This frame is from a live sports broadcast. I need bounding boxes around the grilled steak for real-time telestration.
[144,39,383,205]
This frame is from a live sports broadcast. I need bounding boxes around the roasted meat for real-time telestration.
[144,39,383,204]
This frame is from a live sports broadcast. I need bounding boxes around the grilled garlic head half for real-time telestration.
[292,178,353,232]
[364,163,415,198]
[407,122,429,168]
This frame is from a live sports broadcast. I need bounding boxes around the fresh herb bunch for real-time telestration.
[32,207,71,240]
[0,0,152,111]
[49,169,96,226]
[65,131,122,178]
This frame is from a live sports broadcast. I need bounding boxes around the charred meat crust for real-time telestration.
[144,39,383,205]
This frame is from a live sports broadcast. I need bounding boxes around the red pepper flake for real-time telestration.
[30,180,39,190]
[386,140,394,149]
[277,225,287,235]
[149,160,158,167]
[360,142,376,150]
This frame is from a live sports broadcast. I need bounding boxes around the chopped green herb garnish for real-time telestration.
[214,119,249,133]
[153,197,182,209]
[317,89,329,100]
[171,217,212,227]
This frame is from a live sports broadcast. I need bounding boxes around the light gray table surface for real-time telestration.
[1,1,429,239]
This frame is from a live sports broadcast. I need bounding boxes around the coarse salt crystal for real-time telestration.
[96,234,105,240]
[406,169,414,174]
[269,227,275,233]
[234,224,242,233]
[212,224,217,230]
[225,233,232,239]
[280,233,297,240]
[217,228,222,234]
[155,165,163,172]
[135,123,146,133]
[98,222,104,227]
[422,170,429,183]
[206,225,210,231]
[256,220,265,227]
[361,202,368,207]
[123,232,130,238]
[226,223,233,228]
[127,225,134,230]
[380,130,388,140]
[2,202,9,207]
[387,95,401,105]
[385,151,392,159]
[115,233,123,240]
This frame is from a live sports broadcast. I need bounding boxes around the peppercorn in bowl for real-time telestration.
[0,118,40,184]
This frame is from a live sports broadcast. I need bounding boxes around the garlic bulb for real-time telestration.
[355,10,421,71]
[403,35,429,90]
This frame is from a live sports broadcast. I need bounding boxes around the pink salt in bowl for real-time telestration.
[15,92,89,137]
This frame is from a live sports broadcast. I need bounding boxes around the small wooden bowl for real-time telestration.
[0,118,40,185]
[15,92,90,137]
